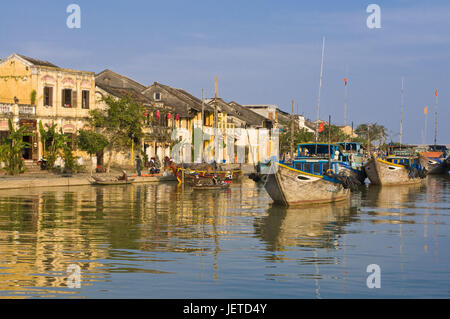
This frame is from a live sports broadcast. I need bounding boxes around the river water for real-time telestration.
[0,175,449,298]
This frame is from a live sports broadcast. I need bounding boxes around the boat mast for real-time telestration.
[424,105,428,145]
[434,89,438,145]
[201,88,205,163]
[290,100,295,160]
[315,36,326,153]
[399,77,404,148]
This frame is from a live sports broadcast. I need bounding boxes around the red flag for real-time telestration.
[318,122,325,133]
[344,78,348,87]
[435,89,438,97]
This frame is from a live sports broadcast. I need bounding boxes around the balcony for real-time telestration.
[0,104,12,114]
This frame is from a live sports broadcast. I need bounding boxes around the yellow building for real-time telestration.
[0,53,96,162]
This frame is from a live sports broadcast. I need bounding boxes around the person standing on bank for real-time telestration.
[135,156,142,177]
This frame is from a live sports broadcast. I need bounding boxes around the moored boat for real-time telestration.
[419,151,447,175]
[364,156,425,185]
[89,177,135,185]
[263,161,350,206]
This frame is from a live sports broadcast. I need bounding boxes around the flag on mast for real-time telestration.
[344,78,348,87]
[435,89,438,97]
[424,106,428,114]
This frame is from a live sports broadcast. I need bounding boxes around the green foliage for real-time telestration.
[30,90,37,105]
[89,94,145,171]
[0,119,33,175]
[39,121,78,172]
[39,121,65,169]
[355,123,387,147]
[318,124,351,143]
[90,95,145,149]
[77,130,109,155]
[279,127,315,154]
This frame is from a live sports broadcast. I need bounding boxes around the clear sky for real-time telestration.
[1,0,448,144]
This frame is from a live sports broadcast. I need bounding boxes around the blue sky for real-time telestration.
[1,0,449,144]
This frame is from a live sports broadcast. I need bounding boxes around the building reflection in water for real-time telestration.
[0,180,267,297]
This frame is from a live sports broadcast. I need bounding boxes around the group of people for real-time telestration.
[135,155,166,176]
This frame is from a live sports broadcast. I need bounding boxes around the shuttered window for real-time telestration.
[44,87,53,106]
[82,90,90,109]
[62,89,72,107]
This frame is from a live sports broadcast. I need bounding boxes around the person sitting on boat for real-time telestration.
[194,173,201,185]
[224,171,232,184]
[212,174,220,185]
[118,170,128,181]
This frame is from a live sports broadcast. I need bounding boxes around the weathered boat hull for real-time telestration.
[364,158,423,185]
[264,163,350,206]
[419,155,448,175]
[337,163,367,184]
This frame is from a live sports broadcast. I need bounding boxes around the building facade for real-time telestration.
[0,53,96,162]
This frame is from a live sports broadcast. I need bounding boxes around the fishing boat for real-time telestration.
[263,161,350,206]
[294,143,366,185]
[419,145,449,175]
[364,154,425,185]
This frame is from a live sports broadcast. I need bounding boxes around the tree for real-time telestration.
[0,119,32,175]
[39,121,66,170]
[77,129,109,175]
[355,123,387,148]
[279,127,315,155]
[89,95,145,172]
[318,124,351,143]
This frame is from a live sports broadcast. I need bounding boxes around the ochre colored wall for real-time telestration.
[0,56,33,104]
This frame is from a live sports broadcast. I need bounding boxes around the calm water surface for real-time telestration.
[0,175,449,298]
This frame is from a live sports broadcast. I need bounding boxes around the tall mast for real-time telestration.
[201,88,205,163]
[424,106,428,145]
[344,67,348,127]
[434,89,438,145]
[315,36,326,143]
[399,77,404,147]
[290,100,295,160]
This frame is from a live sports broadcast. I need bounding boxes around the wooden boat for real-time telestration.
[292,143,365,185]
[419,151,448,175]
[89,177,135,185]
[263,162,350,206]
[193,183,230,190]
[176,167,242,183]
[364,156,425,185]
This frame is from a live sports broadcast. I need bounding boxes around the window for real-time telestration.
[82,90,90,109]
[62,89,72,107]
[44,87,53,106]
[154,92,161,101]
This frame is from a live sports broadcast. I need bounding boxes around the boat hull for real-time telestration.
[419,155,448,175]
[364,158,423,185]
[264,163,350,206]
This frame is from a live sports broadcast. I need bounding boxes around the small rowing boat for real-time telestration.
[89,178,135,185]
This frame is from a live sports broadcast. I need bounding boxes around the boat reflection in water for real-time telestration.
[254,200,356,251]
